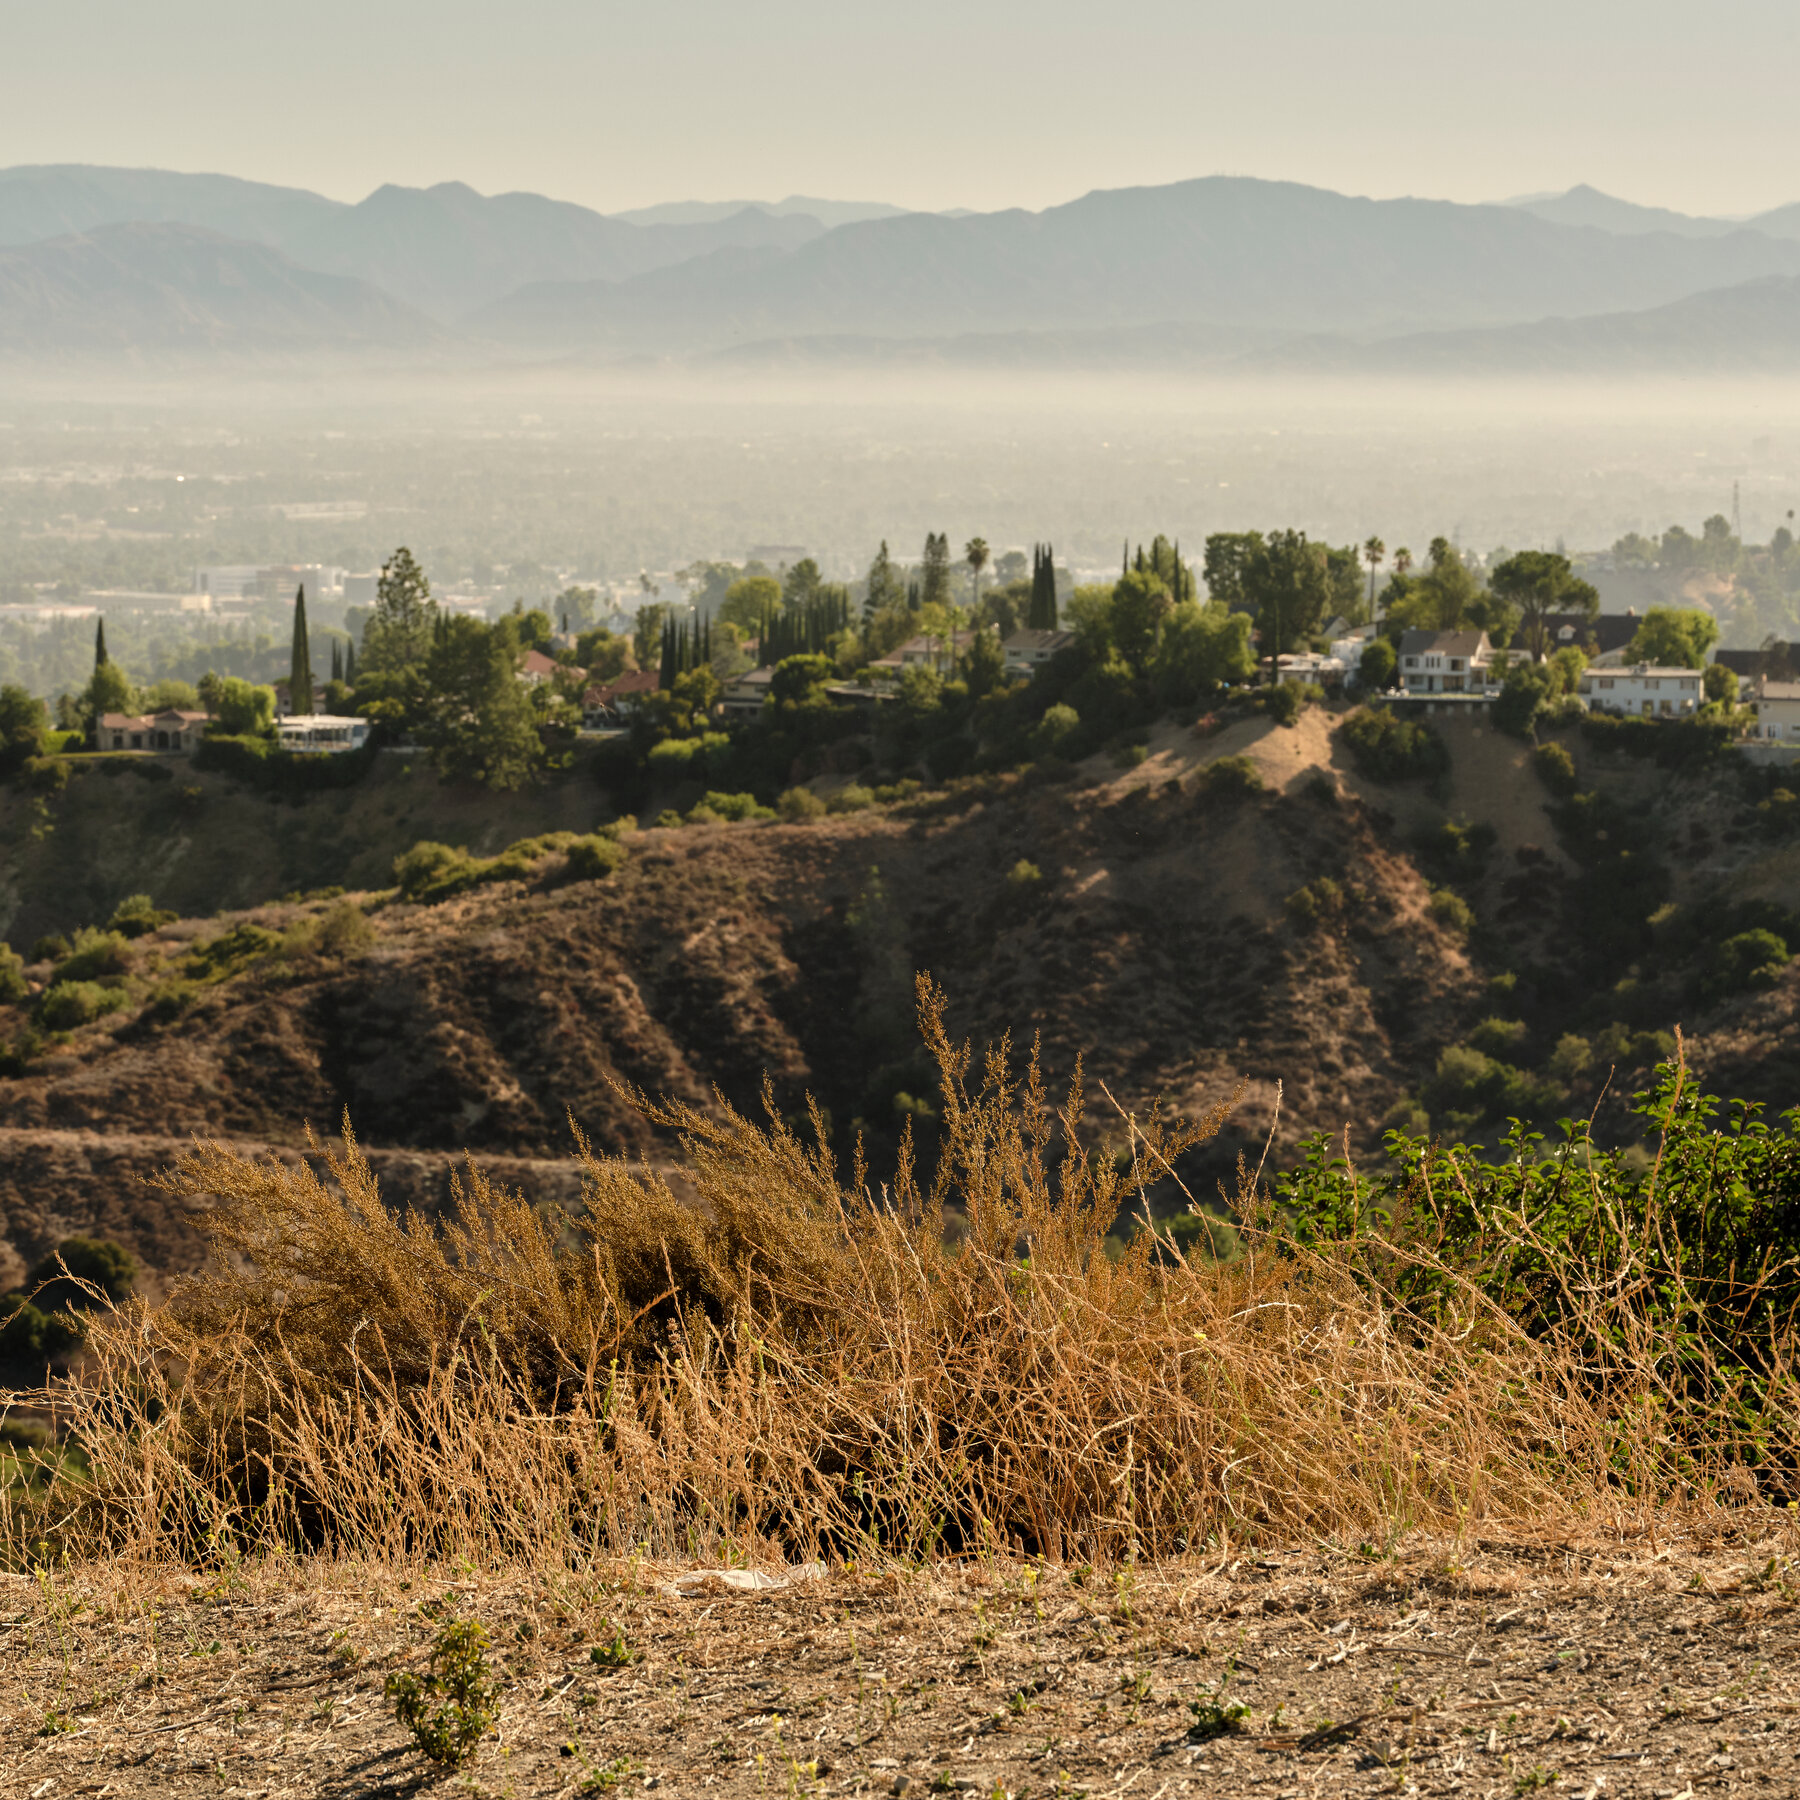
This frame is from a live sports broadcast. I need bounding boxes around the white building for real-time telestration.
[1001,629,1074,679]
[277,715,370,755]
[1271,651,1346,686]
[1748,678,1800,742]
[1578,665,1703,718]
[1397,629,1497,695]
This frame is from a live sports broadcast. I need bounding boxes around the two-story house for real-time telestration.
[1578,665,1703,717]
[1397,629,1496,695]
[1001,629,1075,680]
[1749,677,1800,742]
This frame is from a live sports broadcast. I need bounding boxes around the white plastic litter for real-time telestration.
[665,1561,826,1598]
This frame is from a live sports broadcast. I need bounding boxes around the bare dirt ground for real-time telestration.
[7,1532,1800,1799]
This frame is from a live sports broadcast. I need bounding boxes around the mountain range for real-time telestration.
[5,164,1800,373]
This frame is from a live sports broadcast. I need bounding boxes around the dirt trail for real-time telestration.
[3,1535,1796,1797]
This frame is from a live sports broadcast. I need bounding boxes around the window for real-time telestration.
[1598,678,1613,690]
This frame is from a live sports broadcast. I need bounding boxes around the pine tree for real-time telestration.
[95,617,108,668]
[920,532,952,611]
[289,584,314,718]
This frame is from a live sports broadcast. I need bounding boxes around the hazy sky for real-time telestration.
[8,0,1800,218]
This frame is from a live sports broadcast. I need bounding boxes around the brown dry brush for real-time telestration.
[0,980,1666,1570]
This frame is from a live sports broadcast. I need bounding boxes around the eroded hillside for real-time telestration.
[2,705,1795,1289]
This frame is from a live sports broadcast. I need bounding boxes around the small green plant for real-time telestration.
[588,1619,634,1668]
[1513,1769,1559,1795]
[385,1614,499,1767]
[38,1708,76,1736]
[1188,1666,1250,1740]
[1006,859,1043,890]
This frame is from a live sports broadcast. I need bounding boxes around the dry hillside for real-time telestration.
[1,704,1795,1291]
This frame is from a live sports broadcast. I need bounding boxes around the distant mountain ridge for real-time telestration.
[470,176,1800,353]
[0,222,441,358]
[10,165,1800,373]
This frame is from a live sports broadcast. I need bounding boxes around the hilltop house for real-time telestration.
[1540,612,1646,665]
[1001,629,1074,679]
[718,666,775,720]
[1578,664,1703,717]
[1397,629,1497,695]
[99,709,208,753]
[581,670,659,727]
[276,715,370,755]
[519,648,585,688]
[1271,651,1346,687]
[869,632,973,676]
[1749,677,1800,742]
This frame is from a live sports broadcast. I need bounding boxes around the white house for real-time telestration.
[1271,651,1346,687]
[717,666,775,720]
[1578,665,1702,717]
[276,715,370,755]
[1748,677,1800,742]
[1397,629,1497,695]
[1001,629,1074,679]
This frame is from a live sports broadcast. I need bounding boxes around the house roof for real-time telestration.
[1716,643,1798,678]
[588,670,660,701]
[1397,629,1491,658]
[1002,629,1074,651]
[1754,680,1800,702]
[520,648,585,678]
[1543,612,1643,655]
[1589,665,1704,679]
[101,709,207,731]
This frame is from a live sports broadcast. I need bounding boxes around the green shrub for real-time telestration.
[1196,754,1263,797]
[684,802,722,824]
[315,901,376,956]
[1285,877,1347,929]
[185,921,286,981]
[1712,929,1791,995]
[142,980,199,1024]
[654,809,684,829]
[1028,702,1081,760]
[1532,740,1578,796]
[28,1235,137,1310]
[1006,859,1043,889]
[1467,1017,1529,1058]
[108,894,177,939]
[0,944,25,1005]
[1110,742,1150,768]
[38,981,127,1031]
[0,1299,83,1368]
[386,1615,498,1767]
[53,927,133,986]
[1340,706,1447,781]
[698,791,773,822]
[1259,681,1322,727]
[1426,890,1475,936]
[565,835,626,881]
[827,784,876,814]
[778,786,827,821]
[29,935,69,964]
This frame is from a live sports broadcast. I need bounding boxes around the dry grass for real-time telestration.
[0,981,1770,1579]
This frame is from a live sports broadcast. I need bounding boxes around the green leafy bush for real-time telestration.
[1006,859,1043,889]
[1426,889,1475,936]
[1712,929,1791,995]
[52,928,132,986]
[1340,706,1447,781]
[108,894,177,939]
[37,980,126,1031]
[186,922,285,981]
[314,901,376,956]
[0,944,26,1005]
[29,935,69,964]
[1467,1017,1529,1058]
[565,834,627,880]
[698,791,774,822]
[1285,876,1349,930]
[1258,681,1322,727]
[1532,740,1578,796]
[1028,702,1081,760]
[1196,754,1263,797]
[827,784,876,813]
[778,786,827,821]
[386,1616,498,1767]
[141,980,198,1024]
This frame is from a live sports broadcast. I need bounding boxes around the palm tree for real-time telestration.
[1363,536,1385,618]
[964,537,989,614]
[1393,546,1413,579]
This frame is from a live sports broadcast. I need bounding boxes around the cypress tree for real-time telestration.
[289,584,314,717]
[346,641,357,685]
[659,619,675,690]
[95,617,108,668]
[330,641,342,683]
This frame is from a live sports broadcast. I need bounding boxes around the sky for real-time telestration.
[7,0,1800,218]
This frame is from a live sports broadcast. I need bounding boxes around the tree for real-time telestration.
[1028,543,1059,630]
[782,558,822,610]
[964,537,990,612]
[210,677,276,737]
[1358,637,1397,691]
[1489,551,1599,660]
[1246,530,1333,659]
[1364,537,1386,612]
[769,653,835,709]
[418,617,542,790]
[633,602,669,672]
[83,659,133,729]
[719,576,780,635]
[289,584,314,717]
[94,617,108,668]
[1703,662,1739,705]
[1110,568,1172,673]
[961,624,1006,698]
[1150,600,1256,704]
[1202,532,1263,609]
[1628,607,1720,670]
[920,533,953,612]
[361,548,436,674]
[1392,547,1414,579]
[0,685,48,775]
